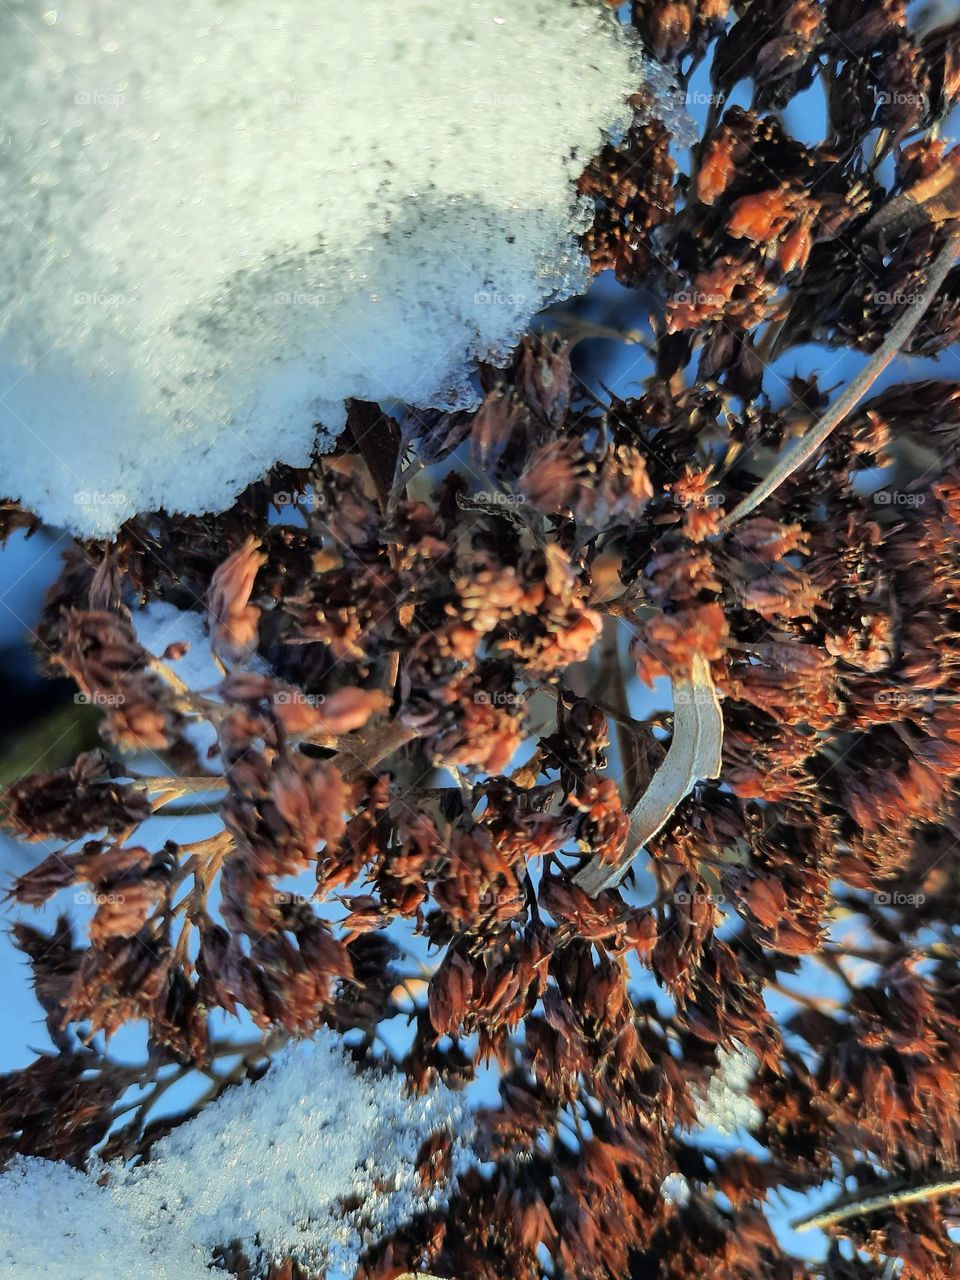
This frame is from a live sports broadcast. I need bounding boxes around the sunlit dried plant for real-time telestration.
[4,2,960,1278]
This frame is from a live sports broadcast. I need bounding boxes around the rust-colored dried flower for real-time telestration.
[5,6,960,1279]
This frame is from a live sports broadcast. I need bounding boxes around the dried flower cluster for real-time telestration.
[4,2,960,1279]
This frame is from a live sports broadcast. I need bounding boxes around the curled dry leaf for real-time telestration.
[573,653,723,897]
[207,535,268,665]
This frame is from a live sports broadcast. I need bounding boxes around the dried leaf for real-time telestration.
[573,653,723,896]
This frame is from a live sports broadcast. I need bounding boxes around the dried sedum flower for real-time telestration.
[6,3,960,1277]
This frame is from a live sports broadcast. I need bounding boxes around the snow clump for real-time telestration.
[0,0,656,535]
[0,1031,470,1279]
[0,1158,212,1280]
[690,1043,763,1136]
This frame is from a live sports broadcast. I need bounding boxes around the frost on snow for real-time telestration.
[0,0,651,536]
[0,1032,470,1280]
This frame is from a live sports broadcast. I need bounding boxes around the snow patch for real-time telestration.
[0,1158,211,1280]
[0,0,652,535]
[690,1044,762,1136]
[0,1032,470,1279]
[134,601,222,763]
[134,603,221,697]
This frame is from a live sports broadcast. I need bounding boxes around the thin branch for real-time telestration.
[335,719,418,782]
[718,230,960,531]
[138,775,227,794]
[536,682,668,736]
[794,1173,960,1233]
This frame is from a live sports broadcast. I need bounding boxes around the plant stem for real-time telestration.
[718,230,960,531]
[794,1173,960,1233]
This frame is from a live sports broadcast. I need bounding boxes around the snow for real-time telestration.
[0,1158,212,1280]
[134,603,221,697]
[0,1032,470,1280]
[0,0,652,536]
[133,601,222,763]
[690,1044,762,1137]
[660,1046,762,1209]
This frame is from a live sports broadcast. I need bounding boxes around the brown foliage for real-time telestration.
[5,3,960,1277]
